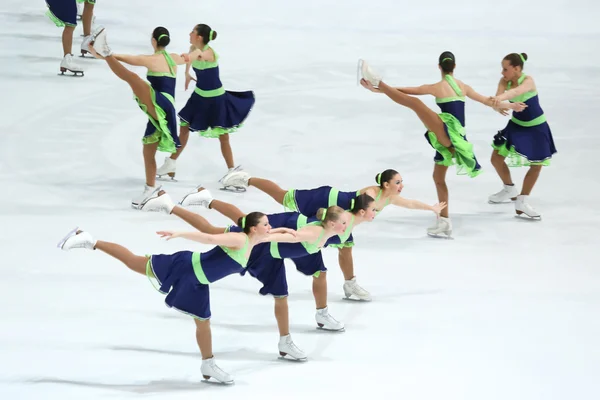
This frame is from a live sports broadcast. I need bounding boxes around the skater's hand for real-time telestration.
[430,202,447,215]
[157,231,179,240]
[185,73,196,91]
[360,78,380,92]
[494,107,509,116]
[512,102,528,112]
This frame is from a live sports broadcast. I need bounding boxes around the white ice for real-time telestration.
[1,0,600,399]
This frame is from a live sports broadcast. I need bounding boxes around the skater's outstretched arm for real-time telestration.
[464,85,527,111]
[157,230,248,248]
[393,84,438,96]
[113,54,153,67]
[491,76,536,103]
[391,196,446,214]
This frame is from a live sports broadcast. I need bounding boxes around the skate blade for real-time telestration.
[427,232,454,240]
[220,186,246,193]
[316,326,345,333]
[342,296,372,302]
[56,226,79,249]
[201,377,234,385]
[514,214,541,221]
[58,71,84,77]
[156,175,178,182]
[278,355,308,362]
[488,199,515,204]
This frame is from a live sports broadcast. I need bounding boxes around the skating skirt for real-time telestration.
[282,186,357,216]
[46,0,77,27]
[492,120,557,166]
[136,86,180,153]
[178,90,255,138]
[424,112,482,177]
[245,246,327,297]
[147,251,211,320]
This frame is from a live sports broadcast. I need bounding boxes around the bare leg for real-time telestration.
[194,319,213,360]
[248,178,287,204]
[490,150,513,185]
[94,240,148,275]
[209,199,245,223]
[81,2,94,36]
[521,165,542,195]
[143,142,159,187]
[62,26,75,56]
[274,297,290,336]
[170,125,189,160]
[338,247,354,281]
[218,134,235,169]
[313,272,328,309]
[378,81,451,147]
[433,164,449,218]
[103,55,158,120]
[171,206,227,234]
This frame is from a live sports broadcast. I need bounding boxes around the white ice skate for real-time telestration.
[59,54,84,77]
[278,334,307,361]
[315,307,344,332]
[488,184,518,204]
[358,59,382,86]
[57,228,96,251]
[220,170,250,193]
[141,192,175,214]
[156,157,177,182]
[80,25,105,58]
[131,184,162,210]
[343,277,372,301]
[427,217,453,239]
[179,187,213,208]
[89,28,112,58]
[201,357,234,385]
[515,195,541,220]
[219,166,247,192]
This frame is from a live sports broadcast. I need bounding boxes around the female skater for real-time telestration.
[57,212,307,384]
[156,24,255,189]
[142,189,377,359]
[359,52,527,237]
[487,53,557,219]
[218,168,444,299]
[88,27,194,209]
[45,0,99,75]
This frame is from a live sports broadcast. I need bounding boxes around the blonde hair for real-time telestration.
[315,205,345,224]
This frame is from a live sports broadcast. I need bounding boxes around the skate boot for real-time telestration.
[358,59,382,86]
[179,187,213,208]
[141,192,175,214]
[278,334,307,361]
[219,166,247,192]
[488,184,518,204]
[343,277,372,301]
[515,195,541,220]
[57,228,96,251]
[315,306,345,331]
[131,184,162,210]
[427,217,453,239]
[80,25,105,57]
[200,357,234,385]
[156,157,177,181]
[220,170,250,192]
[89,28,112,58]
[59,54,84,76]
